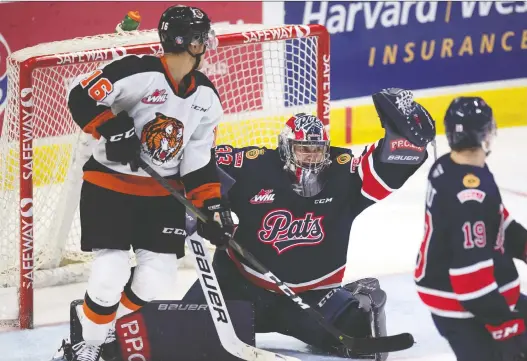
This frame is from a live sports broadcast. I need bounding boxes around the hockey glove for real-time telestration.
[486,318,527,361]
[372,88,435,165]
[197,198,236,249]
[97,111,140,172]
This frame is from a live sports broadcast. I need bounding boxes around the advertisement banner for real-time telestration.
[0,1,262,128]
[285,1,527,100]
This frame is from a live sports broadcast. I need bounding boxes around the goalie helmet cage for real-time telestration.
[0,23,330,329]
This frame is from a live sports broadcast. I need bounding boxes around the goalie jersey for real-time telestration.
[215,142,425,293]
[415,154,527,324]
[67,54,223,197]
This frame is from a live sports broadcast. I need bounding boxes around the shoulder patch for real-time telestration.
[463,173,480,188]
[457,189,486,203]
[246,148,264,160]
[336,153,351,164]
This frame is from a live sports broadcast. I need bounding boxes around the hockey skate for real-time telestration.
[51,301,117,361]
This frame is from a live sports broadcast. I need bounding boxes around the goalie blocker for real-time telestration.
[56,278,387,361]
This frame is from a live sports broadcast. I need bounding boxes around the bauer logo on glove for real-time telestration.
[372,88,436,164]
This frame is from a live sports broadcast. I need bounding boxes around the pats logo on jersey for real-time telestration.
[141,112,184,165]
[250,189,275,204]
[141,89,168,104]
[0,33,11,124]
[258,210,325,254]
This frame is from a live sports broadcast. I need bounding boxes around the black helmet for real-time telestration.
[444,96,496,152]
[158,5,217,55]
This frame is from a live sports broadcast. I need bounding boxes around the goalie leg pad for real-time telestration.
[344,277,388,361]
[115,300,255,361]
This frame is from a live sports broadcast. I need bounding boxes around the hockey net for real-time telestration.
[0,24,330,328]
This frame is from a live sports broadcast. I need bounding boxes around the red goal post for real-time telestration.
[1,23,330,329]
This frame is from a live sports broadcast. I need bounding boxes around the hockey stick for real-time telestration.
[136,159,298,361]
[138,159,414,355]
[431,139,438,161]
[185,234,299,361]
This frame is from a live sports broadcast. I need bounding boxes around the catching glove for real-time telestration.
[372,88,435,164]
[97,111,140,172]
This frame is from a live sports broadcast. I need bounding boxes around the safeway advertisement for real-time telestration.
[0,1,262,129]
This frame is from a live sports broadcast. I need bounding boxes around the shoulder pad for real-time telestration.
[193,70,220,100]
[101,55,163,83]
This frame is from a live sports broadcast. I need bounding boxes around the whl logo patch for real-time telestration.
[142,89,168,104]
[250,189,275,204]
[258,210,325,254]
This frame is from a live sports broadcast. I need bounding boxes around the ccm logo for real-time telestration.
[315,198,332,204]
[109,128,136,142]
[491,323,520,340]
[317,288,338,308]
[191,104,208,112]
[162,227,187,235]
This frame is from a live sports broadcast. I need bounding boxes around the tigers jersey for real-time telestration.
[214,141,426,293]
[67,54,222,199]
[415,154,527,324]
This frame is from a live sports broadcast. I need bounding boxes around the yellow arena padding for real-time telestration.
[330,86,527,146]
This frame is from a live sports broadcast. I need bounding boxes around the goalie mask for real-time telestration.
[278,114,331,197]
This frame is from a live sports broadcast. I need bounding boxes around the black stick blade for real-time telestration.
[342,332,415,354]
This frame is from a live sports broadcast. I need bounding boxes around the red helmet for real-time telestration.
[278,113,330,196]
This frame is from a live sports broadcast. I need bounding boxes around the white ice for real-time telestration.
[2,127,526,361]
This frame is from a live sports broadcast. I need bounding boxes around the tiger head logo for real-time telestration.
[141,112,184,165]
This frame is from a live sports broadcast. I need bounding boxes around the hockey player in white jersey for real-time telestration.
[54,5,235,361]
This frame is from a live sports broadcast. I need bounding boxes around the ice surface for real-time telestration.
[2,127,526,361]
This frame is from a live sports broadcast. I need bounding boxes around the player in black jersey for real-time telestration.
[414,96,527,361]
[176,88,436,359]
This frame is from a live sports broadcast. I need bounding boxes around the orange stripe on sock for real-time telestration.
[120,292,143,312]
[83,302,116,325]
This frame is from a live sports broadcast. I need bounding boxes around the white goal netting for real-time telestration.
[0,24,329,326]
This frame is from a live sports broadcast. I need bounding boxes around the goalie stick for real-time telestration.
[136,159,299,361]
[185,234,299,361]
[138,159,415,355]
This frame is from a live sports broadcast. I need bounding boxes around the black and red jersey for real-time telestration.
[415,154,527,324]
[214,141,426,293]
